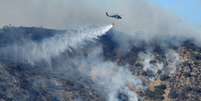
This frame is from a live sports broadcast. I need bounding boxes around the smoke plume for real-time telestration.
[0,0,200,45]
[0,0,200,101]
[0,24,112,64]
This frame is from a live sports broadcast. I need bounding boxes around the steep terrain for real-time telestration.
[0,26,200,101]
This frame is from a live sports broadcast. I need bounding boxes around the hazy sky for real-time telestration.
[0,0,200,30]
[148,0,201,27]
[0,0,201,46]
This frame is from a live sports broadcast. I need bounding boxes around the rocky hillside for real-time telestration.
[0,26,200,101]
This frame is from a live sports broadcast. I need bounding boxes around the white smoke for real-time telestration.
[72,46,142,101]
[0,24,113,64]
[0,0,200,47]
[165,49,181,75]
[136,49,181,81]
[0,0,200,100]
[138,52,164,79]
[89,62,139,101]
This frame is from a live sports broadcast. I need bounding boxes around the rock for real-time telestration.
[117,93,129,101]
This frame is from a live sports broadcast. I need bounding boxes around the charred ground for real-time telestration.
[0,26,200,101]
